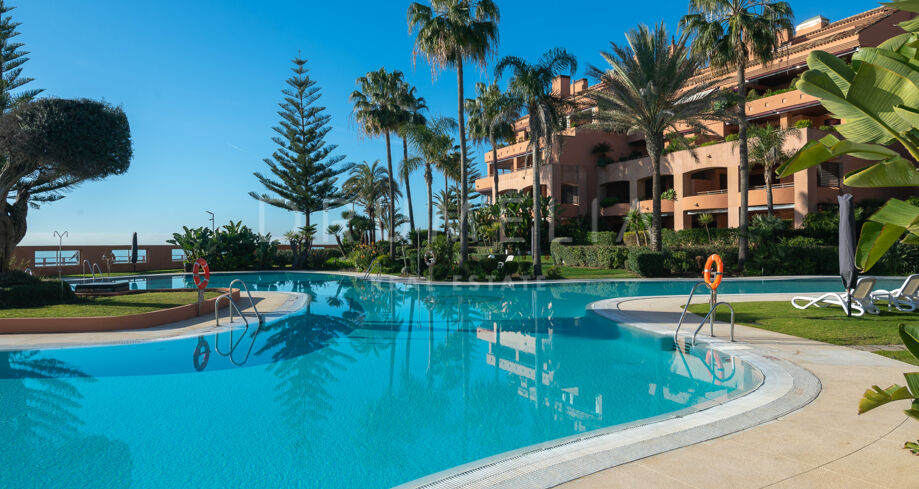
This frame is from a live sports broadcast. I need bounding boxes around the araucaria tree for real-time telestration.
[680,0,794,271]
[408,0,500,267]
[495,48,577,277]
[0,3,132,271]
[251,55,350,265]
[588,24,723,251]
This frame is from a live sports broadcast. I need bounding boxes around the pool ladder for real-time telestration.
[363,256,383,279]
[214,279,264,366]
[81,260,106,282]
[673,281,735,349]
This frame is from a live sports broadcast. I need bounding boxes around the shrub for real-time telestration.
[545,267,563,280]
[794,119,813,128]
[587,231,618,246]
[551,242,630,269]
[599,196,620,207]
[627,249,668,277]
[0,277,76,309]
[479,257,499,274]
[780,235,822,248]
[724,133,739,142]
[517,261,532,277]
[502,261,519,276]
[661,188,677,200]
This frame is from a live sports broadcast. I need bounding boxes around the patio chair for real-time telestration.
[791,277,880,317]
[870,274,919,312]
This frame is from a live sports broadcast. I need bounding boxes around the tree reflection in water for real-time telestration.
[0,351,133,488]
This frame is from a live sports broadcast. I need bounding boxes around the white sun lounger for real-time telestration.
[871,274,919,312]
[791,277,879,317]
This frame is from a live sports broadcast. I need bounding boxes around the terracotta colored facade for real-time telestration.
[13,244,183,277]
[474,7,919,232]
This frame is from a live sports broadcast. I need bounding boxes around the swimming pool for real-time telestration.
[3,274,898,488]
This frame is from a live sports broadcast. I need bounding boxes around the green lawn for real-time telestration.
[688,301,918,365]
[63,268,183,278]
[0,291,220,318]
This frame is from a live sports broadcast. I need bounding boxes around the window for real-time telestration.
[817,161,841,187]
[171,249,187,262]
[34,250,80,267]
[111,249,147,264]
[561,185,579,205]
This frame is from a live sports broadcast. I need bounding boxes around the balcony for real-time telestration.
[485,139,531,163]
[745,89,819,118]
[749,182,795,206]
[683,190,729,211]
[600,202,631,217]
[638,199,674,214]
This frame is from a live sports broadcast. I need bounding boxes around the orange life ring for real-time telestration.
[192,258,210,289]
[703,254,724,290]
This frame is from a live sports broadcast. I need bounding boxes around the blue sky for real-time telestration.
[18,0,872,245]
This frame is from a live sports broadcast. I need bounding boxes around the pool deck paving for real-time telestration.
[0,291,306,350]
[560,293,919,489]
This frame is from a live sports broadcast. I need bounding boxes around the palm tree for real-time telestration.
[680,0,794,270]
[465,81,519,205]
[396,81,427,237]
[495,48,577,277]
[342,160,389,243]
[351,68,405,258]
[407,116,458,247]
[434,187,458,234]
[587,24,724,251]
[399,155,425,244]
[327,223,346,256]
[698,212,714,242]
[748,123,791,217]
[408,0,500,266]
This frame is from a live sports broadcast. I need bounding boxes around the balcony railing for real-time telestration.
[696,189,728,196]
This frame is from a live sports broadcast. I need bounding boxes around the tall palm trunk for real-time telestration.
[765,164,774,217]
[369,207,376,243]
[736,60,750,272]
[444,177,450,237]
[647,133,663,251]
[531,134,543,277]
[385,131,396,258]
[490,133,500,204]
[425,163,433,248]
[456,60,469,266]
[402,137,416,236]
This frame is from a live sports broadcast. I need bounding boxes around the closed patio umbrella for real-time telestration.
[838,194,858,317]
[131,232,138,273]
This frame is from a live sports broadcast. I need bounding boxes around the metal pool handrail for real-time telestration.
[92,262,104,282]
[363,256,383,279]
[227,279,263,324]
[673,281,712,343]
[692,302,736,346]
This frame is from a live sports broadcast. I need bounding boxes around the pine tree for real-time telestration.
[250,55,350,236]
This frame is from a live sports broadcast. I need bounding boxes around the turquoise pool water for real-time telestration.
[3,274,897,488]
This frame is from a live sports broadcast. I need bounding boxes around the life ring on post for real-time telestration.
[703,254,724,290]
[192,258,210,289]
[424,250,436,267]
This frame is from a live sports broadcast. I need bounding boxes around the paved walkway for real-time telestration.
[0,291,306,350]
[561,293,919,489]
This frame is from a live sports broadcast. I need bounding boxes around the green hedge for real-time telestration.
[551,242,630,269]
[587,231,618,246]
[0,272,76,309]
[628,250,667,277]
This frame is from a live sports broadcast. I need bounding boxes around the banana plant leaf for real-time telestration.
[859,384,913,414]
[855,199,919,270]
[844,156,919,187]
[902,324,919,360]
[776,134,902,178]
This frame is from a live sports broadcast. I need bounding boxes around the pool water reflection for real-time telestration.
[3,273,853,488]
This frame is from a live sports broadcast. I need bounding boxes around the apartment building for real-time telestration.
[474,7,918,231]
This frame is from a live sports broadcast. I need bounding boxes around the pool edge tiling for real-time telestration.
[398,296,820,489]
